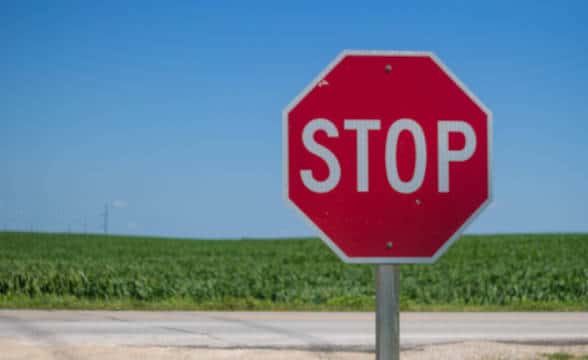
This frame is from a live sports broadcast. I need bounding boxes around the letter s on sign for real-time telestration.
[300,118,341,193]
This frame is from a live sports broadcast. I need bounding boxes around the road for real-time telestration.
[0,311,586,351]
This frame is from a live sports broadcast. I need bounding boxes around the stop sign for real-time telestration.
[284,51,492,263]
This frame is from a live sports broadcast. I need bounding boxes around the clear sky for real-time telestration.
[1,1,587,238]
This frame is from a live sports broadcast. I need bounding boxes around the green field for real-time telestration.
[0,232,586,311]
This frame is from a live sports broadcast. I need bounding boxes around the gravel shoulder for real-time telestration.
[2,340,588,360]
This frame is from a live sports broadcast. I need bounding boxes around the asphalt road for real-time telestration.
[0,311,586,351]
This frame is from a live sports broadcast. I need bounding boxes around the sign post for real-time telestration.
[284,50,492,359]
[376,265,400,360]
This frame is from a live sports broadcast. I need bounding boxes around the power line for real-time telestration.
[102,204,109,234]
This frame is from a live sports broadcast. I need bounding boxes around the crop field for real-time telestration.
[0,232,586,310]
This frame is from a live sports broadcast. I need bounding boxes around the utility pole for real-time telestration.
[102,204,109,234]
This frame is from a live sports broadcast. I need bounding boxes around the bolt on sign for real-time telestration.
[284,50,492,264]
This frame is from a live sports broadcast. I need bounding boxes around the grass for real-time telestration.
[0,232,586,311]
[544,353,588,360]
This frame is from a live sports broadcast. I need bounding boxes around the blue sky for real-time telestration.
[1,1,586,237]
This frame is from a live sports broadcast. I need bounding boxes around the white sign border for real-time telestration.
[283,50,493,264]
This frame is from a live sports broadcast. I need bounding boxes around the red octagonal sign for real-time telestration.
[284,51,492,263]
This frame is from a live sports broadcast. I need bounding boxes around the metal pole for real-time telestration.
[103,204,109,234]
[376,264,400,360]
